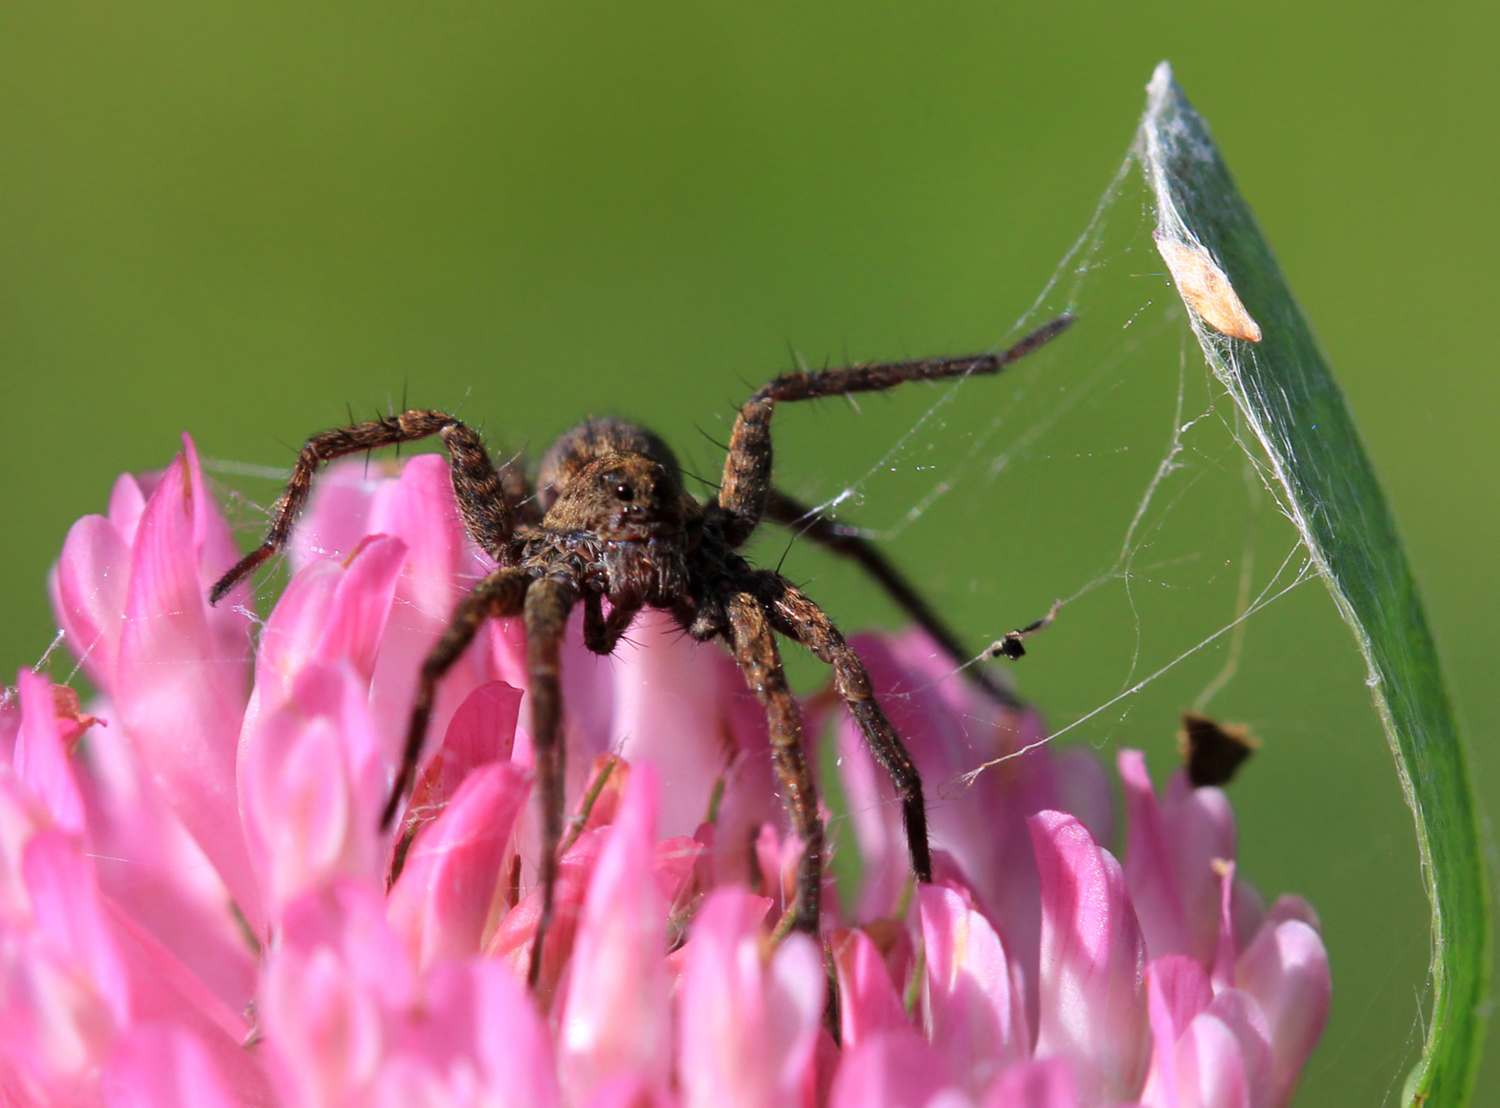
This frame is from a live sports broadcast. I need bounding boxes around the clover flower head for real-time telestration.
[2,436,1329,1107]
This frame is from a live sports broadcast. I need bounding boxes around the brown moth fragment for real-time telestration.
[1154,231,1263,343]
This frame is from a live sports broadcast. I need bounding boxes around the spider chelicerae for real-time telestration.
[209,313,1072,985]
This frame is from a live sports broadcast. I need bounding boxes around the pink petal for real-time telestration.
[1233,920,1329,1108]
[487,829,607,1006]
[407,960,562,1108]
[240,664,386,912]
[365,455,496,774]
[387,760,530,965]
[287,458,384,575]
[100,1024,246,1108]
[1053,748,1116,854]
[560,764,673,1102]
[678,889,823,1108]
[115,450,258,927]
[1202,990,1272,1108]
[827,1028,958,1108]
[72,700,256,1014]
[102,908,271,1104]
[107,472,150,547]
[1119,750,1189,962]
[23,831,130,1026]
[0,934,117,1104]
[404,680,523,831]
[1141,956,1213,1108]
[919,883,1028,1093]
[1160,773,1236,966]
[13,671,85,834]
[578,1073,676,1108]
[839,631,1071,1030]
[249,533,408,716]
[832,927,911,1050]
[261,883,415,1105]
[606,611,736,841]
[50,514,132,692]
[1030,810,1149,1105]
[980,1058,1080,1108]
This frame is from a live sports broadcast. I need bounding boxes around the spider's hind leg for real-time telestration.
[724,590,824,934]
[763,487,1020,709]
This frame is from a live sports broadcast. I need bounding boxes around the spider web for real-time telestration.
[741,149,1317,779]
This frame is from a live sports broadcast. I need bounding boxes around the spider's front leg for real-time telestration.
[724,591,824,934]
[523,577,578,989]
[381,567,532,828]
[209,410,516,603]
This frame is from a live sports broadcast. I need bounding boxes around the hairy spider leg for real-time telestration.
[380,567,532,829]
[764,487,1020,708]
[757,573,933,886]
[716,313,1074,548]
[724,591,824,933]
[523,577,577,988]
[209,410,516,603]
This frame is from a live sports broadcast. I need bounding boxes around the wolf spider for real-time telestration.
[210,313,1072,984]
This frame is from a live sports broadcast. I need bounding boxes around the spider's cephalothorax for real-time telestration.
[210,314,1072,987]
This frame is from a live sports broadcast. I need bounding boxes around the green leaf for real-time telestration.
[1135,62,1490,1107]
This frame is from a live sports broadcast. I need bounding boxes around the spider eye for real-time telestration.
[613,482,635,502]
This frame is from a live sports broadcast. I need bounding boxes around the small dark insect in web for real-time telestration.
[209,313,1074,989]
[986,598,1063,660]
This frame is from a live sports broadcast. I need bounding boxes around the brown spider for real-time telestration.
[209,313,1072,985]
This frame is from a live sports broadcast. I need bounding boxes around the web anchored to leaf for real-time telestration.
[764,65,1487,1108]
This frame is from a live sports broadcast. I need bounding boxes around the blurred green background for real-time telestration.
[1,4,1494,1104]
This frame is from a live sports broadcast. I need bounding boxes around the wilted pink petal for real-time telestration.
[828,1028,961,1108]
[1234,919,1329,1108]
[980,1057,1080,1108]
[560,764,673,1102]
[832,927,911,1050]
[678,889,824,1108]
[115,446,259,928]
[1031,810,1149,1105]
[13,671,85,835]
[387,760,530,965]
[241,664,386,912]
[919,883,1028,1094]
